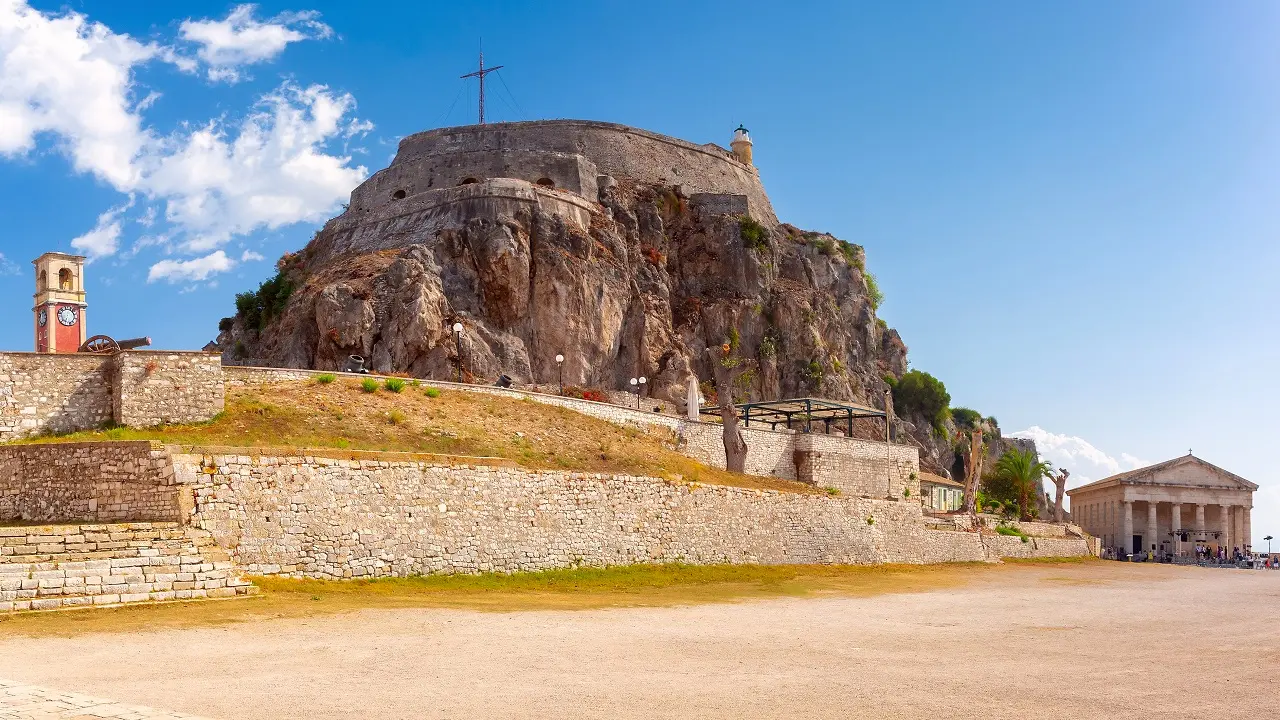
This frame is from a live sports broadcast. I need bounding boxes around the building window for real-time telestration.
[58,268,72,290]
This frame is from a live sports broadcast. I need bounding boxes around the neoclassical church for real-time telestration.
[1067,454,1257,557]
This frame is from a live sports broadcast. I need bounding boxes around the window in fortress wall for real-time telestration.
[391,189,406,200]
[536,177,555,188]
[459,178,479,185]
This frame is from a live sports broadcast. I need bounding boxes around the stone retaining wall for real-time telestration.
[0,441,181,523]
[171,448,1083,579]
[0,522,253,612]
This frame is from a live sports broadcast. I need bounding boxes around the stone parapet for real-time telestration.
[0,351,224,441]
[113,351,224,428]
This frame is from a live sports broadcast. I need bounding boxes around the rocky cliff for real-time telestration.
[214,121,1023,478]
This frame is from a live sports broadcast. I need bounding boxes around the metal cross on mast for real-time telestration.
[460,45,503,125]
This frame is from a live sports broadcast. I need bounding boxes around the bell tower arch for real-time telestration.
[33,252,87,353]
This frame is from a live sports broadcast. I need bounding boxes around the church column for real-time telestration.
[1195,503,1206,541]
[1171,503,1183,557]
[1243,507,1252,553]
[1122,500,1134,556]
[1147,501,1158,558]
[1220,505,1232,553]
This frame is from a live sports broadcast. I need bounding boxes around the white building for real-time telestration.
[1066,454,1256,558]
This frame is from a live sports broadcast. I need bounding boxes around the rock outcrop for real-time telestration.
[214,120,1023,477]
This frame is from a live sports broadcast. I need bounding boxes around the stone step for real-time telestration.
[0,523,255,613]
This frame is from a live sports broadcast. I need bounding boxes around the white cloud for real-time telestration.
[0,1,165,189]
[0,3,368,283]
[240,249,264,262]
[147,250,234,283]
[70,197,135,260]
[179,4,332,83]
[142,82,369,255]
[0,252,17,275]
[1010,426,1151,508]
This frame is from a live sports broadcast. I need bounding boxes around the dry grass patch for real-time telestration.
[0,562,986,638]
[15,380,817,494]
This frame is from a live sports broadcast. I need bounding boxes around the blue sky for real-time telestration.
[1,1,1277,547]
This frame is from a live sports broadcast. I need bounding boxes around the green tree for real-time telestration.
[992,448,1054,521]
[890,369,950,433]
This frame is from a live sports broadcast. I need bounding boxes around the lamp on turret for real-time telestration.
[731,125,754,166]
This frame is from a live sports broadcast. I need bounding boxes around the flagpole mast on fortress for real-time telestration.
[460,45,503,125]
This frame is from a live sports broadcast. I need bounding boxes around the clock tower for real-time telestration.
[33,252,87,353]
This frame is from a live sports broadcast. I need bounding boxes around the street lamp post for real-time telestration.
[629,377,647,409]
[884,387,893,499]
[452,322,464,383]
[555,354,564,396]
[1266,535,1274,555]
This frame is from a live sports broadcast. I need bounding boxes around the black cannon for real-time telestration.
[77,335,152,354]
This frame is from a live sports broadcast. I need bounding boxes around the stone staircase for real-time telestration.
[0,522,254,612]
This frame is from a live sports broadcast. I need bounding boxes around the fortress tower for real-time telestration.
[32,252,87,353]
[730,125,754,166]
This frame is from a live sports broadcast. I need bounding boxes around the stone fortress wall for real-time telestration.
[0,441,1088,597]
[0,361,1092,610]
[0,351,223,442]
[325,120,777,261]
[0,441,182,524]
[378,120,775,219]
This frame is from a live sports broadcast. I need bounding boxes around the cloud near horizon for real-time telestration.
[1009,426,1151,508]
[0,1,367,284]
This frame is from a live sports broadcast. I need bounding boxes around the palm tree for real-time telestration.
[993,448,1055,521]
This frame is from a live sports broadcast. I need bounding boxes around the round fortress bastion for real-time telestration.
[346,119,777,224]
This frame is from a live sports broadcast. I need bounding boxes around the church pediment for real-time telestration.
[1131,456,1257,491]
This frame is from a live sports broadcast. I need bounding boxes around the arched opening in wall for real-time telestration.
[535,177,555,189]
[391,189,406,200]
[39,271,47,290]
[58,268,72,290]
[459,178,479,185]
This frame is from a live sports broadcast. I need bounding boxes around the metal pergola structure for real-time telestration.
[699,397,886,435]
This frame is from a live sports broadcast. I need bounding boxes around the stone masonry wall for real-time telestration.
[794,434,921,499]
[0,441,181,523]
[0,353,113,441]
[0,522,252,612]
[172,449,1086,579]
[0,351,224,442]
[678,422,797,480]
[114,351,224,428]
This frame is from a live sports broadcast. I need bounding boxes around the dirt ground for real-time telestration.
[1,562,1277,719]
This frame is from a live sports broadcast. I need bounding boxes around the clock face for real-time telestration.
[57,306,77,327]
[37,309,46,327]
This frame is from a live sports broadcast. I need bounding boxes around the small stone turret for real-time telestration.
[730,125,754,166]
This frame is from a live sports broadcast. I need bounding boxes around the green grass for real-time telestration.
[384,378,406,393]
[997,525,1031,543]
[424,387,441,398]
[315,374,336,385]
[360,378,379,393]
